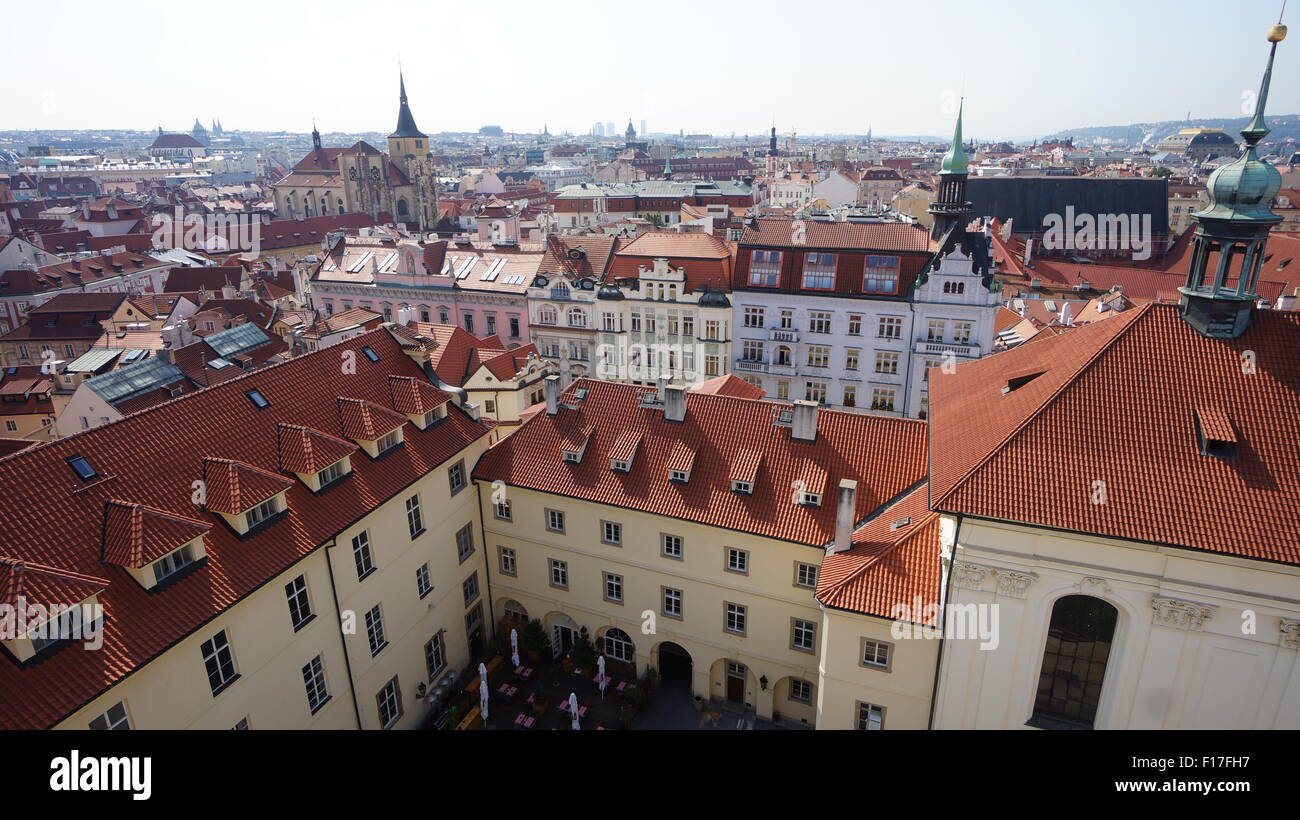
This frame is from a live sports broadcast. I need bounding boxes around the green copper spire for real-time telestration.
[1193,22,1286,225]
[940,99,969,175]
[663,155,672,176]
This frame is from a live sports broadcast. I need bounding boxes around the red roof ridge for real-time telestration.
[201,457,295,515]
[275,423,358,474]
[931,304,1151,512]
[0,555,110,611]
[336,396,409,441]
[101,499,210,568]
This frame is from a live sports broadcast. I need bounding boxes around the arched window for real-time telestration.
[438,307,450,324]
[539,305,558,325]
[567,307,586,327]
[337,200,345,214]
[1032,595,1118,729]
[775,345,792,365]
[603,628,634,663]
[397,198,409,217]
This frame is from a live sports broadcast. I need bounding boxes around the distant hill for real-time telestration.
[1041,114,1300,148]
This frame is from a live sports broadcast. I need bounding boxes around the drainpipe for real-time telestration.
[323,538,364,729]
[474,477,499,655]
[926,512,961,729]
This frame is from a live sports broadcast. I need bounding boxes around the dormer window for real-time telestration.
[376,429,402,453]
[611,458,630,473]
[420,405,443,428]
[245,496,280,529]
[1195,407,1237,459]
[317,459,346,487]
[563,450,582,464]
[152,543,196,584]
[669,469,690,483]
[732,480,752,494]
[800,491,822,507]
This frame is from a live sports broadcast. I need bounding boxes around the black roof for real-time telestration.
[968,176,1170,236]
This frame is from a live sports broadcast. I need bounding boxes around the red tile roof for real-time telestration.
[930,303,1300,565]
[336,398,407,441]
[101,501,211,569]
[474,380,928,546]
[690,374,764,399]
[740,217,931,253]
[816,483,940,622]
[201,457,295,515]
[0,329,492,729]
[607,231,734,292]
[275,424,358,474]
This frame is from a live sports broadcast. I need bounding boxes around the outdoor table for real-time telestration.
[615,680,636,692]
[594,674,613,687]
[513,713,535,729]
[559,701,589,718]
[497,683,518,699]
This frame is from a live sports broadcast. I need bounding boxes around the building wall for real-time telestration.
[816,607,939,730]
[932,517,1300,730]
[56,434,492,730]
[57,550,357,730]
[477,482,830,724]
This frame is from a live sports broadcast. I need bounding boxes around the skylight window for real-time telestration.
[67,455,98,480]
[362,347,380,363]
[245,389,269,408]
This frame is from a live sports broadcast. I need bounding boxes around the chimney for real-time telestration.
[544,374,560,416]
[791,399,819,442]
[221,284,236,299]
[1278,293,1297,312]
[463,402,482,421]
[1023,238,1033,265]
[663,384,686,422]
[831,479,858,553]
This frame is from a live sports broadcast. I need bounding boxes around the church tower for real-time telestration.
[1179,22,1287,338]
[386,70,438,233]
[927,100,972,245]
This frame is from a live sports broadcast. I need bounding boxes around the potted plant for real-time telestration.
[521,619,547,663]
[571,630,596,673]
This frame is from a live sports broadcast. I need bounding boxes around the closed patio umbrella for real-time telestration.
[569,691,580,730]
[511,628,521,669]
[480,678,490,722]
[597,655,607,697]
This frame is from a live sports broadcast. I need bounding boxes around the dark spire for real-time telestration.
[312,119,322,152]
[390,69,427,139]
[768,126,777,156]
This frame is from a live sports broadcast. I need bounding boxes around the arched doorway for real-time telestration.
[546,612,579,660]
[709,658,754,707]
[657,642,692,689]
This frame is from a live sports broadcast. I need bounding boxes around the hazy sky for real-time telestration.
[6,0,1295,139]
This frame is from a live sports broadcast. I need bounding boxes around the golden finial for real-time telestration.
[1267,24,1287,42]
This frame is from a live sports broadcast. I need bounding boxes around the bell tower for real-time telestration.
[928,100,973,245]
[1179,22,1287,339]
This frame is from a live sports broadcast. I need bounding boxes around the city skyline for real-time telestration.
[6,0,1296,140]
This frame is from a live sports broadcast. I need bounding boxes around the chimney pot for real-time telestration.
[791,399,819,442]
[832,478,858,554]
[544,374,560,416]
[663,384,686,422]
